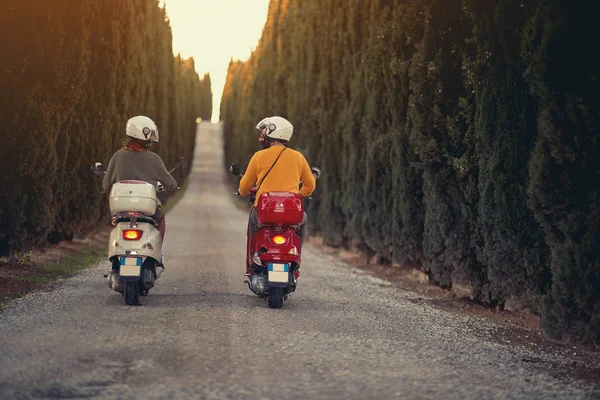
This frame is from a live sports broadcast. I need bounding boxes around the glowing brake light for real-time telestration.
[271,235,287,245]
[123,230,143,240]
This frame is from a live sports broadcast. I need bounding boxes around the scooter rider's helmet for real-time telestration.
[126,116,159,147]
[255,116,293,143]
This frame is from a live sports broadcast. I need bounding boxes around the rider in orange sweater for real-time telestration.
[238,116,316,257]
[238,143,315,205]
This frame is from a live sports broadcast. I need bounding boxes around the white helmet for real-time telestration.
[255,116,293,142]
[126,115,159,142]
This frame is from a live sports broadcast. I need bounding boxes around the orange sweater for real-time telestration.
[238,146,316,206]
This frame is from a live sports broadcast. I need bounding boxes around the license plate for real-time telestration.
[120,257,142,277]
[268,263,289,283]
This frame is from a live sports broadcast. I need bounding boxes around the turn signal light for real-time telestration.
[271,235,287,245]
[123,229,142,240]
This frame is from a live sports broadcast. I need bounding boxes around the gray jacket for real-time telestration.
[103,149,177,193]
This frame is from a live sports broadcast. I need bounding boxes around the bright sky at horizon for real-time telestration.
[163,0,271,123]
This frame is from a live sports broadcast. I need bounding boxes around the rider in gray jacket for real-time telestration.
[103,116,177,240]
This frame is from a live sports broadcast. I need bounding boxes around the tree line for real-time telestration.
[220,0,599,344]
[0,0,212,256]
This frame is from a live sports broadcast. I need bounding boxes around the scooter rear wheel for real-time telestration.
[124,281,140,306]
[267,287,284,309]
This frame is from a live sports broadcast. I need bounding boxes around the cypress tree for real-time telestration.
[462,0,550,305]
[0,0,93,253]
[386,1,425,267]
[524,0,600,344]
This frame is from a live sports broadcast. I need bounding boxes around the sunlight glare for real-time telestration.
[164,0,271,123]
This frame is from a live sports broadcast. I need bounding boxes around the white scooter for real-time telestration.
[92,158,186,305]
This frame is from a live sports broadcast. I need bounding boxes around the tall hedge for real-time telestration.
[220,0,599,344]
[0,0,212,256]
[523,0,599,343]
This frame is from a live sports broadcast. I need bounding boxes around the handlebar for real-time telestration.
[93,158,185,192]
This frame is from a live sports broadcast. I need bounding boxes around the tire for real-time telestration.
[268,287,284,309]
[124,281,140,306]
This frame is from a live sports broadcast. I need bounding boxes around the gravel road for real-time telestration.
[1,122,598,400]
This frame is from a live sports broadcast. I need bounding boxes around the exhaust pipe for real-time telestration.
[245,274,267,295]
[107,271,123,293]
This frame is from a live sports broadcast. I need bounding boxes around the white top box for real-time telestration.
[109,180,158,216]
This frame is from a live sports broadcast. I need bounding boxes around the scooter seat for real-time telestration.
[111,213,158,227]
[256,223,300,231]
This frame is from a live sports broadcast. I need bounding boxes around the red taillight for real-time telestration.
[271,235,287,245]
[123,229,142,240]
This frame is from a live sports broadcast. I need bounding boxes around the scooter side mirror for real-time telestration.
[229,163,241,176]
[91,162,105,175]
[311,166,321,180]
[173,157,187,171]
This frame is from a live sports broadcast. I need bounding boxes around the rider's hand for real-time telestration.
[249,187,258,195]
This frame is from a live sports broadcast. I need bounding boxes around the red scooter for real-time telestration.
[229,163,321,308]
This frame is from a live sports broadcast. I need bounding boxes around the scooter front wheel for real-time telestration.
[124,281,140,306]
[267,287,284,309]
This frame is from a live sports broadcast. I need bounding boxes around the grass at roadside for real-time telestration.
[39,250,105,277]
[0,236,108,309]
